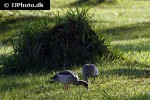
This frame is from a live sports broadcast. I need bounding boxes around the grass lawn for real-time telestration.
[0,0,150,100]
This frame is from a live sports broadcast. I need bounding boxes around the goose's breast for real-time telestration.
[82,66,98,76]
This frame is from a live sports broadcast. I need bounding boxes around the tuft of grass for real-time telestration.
[1,8,118,74]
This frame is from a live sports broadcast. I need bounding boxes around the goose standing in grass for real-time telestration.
[82,64,98,83]
[50,70,88,90]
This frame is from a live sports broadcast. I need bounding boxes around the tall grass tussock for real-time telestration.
[1,8,117,74]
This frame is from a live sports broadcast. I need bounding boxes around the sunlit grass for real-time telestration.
[0,0,150,100]
[1,1,150,41]
[0,61,150,99]
[0,37,150,99]
[112,38,150,65]
[0,46,13,55]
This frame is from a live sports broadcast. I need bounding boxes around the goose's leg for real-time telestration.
[64,84,69,90]
[94,76,96,82]
[91,77,95,83]
[66,85,69,90]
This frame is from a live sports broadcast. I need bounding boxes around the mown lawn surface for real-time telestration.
[0,0,150,100]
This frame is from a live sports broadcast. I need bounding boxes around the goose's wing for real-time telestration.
[58,70,79,79]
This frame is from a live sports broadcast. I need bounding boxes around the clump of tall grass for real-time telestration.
[1,8,118,74]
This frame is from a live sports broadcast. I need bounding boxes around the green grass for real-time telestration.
[0,59,150,99]
[0,0,150,99]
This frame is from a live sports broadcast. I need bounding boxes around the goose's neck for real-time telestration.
[84,76,88,83]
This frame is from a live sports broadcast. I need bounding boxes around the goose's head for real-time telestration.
[77,80,88,89]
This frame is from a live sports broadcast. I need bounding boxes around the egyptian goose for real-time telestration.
[50,70,88,90]
[82,64,98,83]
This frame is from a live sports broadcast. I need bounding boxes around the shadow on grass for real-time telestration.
[114,40,150,52]
[68,0,117,7]
[0,73,50,92]
[129,93,150,100]
[0,81,30,92]
[101,68,150,78]
[0,15,55,41]
[99,22,150,40]
[102,92,150,100]
[124,60,150,68]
